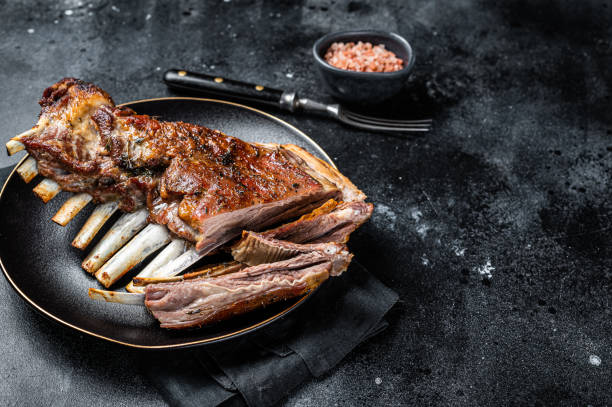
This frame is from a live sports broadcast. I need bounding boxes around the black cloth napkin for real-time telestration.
[0,164,398,407]
[140,261,398,407]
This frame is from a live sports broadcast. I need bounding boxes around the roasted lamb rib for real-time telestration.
[7,78,372,329]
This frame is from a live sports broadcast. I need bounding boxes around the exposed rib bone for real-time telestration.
[72,201,120,249]
[126,238,188,293]
[81,209,148,273]
[32,179,61,203]
[140,248,206,281]
[13,128,38,140]
[52,193,93,226]
[132,261,243,287]
[15,157,38,183]
[88,288,144,306]
[95,224,171,288]
[6,128,38,155]
[5,140,24,155]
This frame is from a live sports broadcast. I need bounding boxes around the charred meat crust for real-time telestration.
[39,78,114,114]
[279,144,367,203]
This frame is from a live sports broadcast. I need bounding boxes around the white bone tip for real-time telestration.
[94,224,171,288]
[32,179,61,203]
[88,288,144,306]
[6,140,25,156]
[52,193,93,226]
[72,201,119,250]
[16,157,38,183]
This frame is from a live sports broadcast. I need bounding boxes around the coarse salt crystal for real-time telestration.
[324,41,403,73]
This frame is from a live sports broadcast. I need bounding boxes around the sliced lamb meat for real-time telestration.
[232,231,351,272]
[259,199,373,244]
[19,78,369,253]
[145,247,353,329]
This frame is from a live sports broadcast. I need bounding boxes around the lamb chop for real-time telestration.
[7,78,372,328]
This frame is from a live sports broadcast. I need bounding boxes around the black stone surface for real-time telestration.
[0,0,610,405]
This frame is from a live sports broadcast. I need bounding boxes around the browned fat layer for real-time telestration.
[90,105,114,150]
[148,198,198,241]
[40,78,114,112]
[24,134,100,175]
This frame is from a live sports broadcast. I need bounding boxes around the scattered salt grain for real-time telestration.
[589,354,601,366]
[453,246,466,257]
[27,28,35,34]
[475,259,494,279]
[410,208,423,222]
[375,377,382,385]
[421,255,430,266]
[145,13,152,20]
[155,67,161,71]
[111,5,120,12]
[65,9,73,16]
[416,224,430,239]
[285,72,294,79]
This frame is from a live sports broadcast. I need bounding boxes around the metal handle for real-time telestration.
[164,69,293,108]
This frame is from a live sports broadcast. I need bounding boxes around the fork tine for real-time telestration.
[342,120,431,133]
[347,115,433,125]
[343,110,433,125]
[344,115,432,128]
[341,114,432,132]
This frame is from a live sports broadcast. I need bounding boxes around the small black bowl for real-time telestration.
[313,30,415,103]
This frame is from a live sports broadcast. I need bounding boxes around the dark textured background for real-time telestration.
[1,0,611,405]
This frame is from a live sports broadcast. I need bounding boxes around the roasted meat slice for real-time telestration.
[145,243,353,329]
[19,78,366,253]
[260,199,374,243]
[232,231,354,267]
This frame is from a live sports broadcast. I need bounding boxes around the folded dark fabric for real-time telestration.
[141,261,398,407]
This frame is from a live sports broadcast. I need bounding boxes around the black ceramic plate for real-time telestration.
[0,97,334,349]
